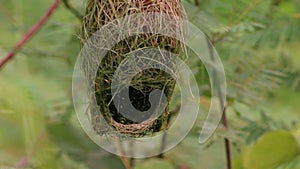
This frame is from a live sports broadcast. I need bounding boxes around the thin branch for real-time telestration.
[206,37,232,169]
[236,0,260,24]
[62,0,83,20]
[211,1,262,45]
[222,107,232,169]
[129,140,135,167]
[158,105,180,158]
[211,31,230,45]
[114,137,132,169]
[195,0,200,7]
[0,0,60,69]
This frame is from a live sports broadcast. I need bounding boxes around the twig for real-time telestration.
[236,0,260,24]
[62,0,83,20]
[206,37,232,169]
[158,105,180,158]
[222,107,232,169]
[195,0,200,7]
[114,137,132,169]
[211,1,261,45]
[0,0,60,69]
[158,130,168,159]
[129,140,135,167]
[211,31,230,45]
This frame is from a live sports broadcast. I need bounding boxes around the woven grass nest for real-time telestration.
[81,0,184,137]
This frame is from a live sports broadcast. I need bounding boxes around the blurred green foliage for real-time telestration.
[135,159,174,169]
[0,0,300,169]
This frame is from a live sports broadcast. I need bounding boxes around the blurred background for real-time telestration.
[0,0,300,169]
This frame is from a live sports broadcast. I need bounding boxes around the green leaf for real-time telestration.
[274,154,300,169]
[279,1,296,16]
[243,130,300,169]
[135,159,174,169]
[233,155,244,169]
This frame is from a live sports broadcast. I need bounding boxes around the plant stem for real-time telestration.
[158,105,180,158]
[62,0,83,20]
[222,107,232,169]
[129,140,135,167]
[0,0,60,69]
[195,0,200,6]
[206,37,232,169]
[114,137,132,169]
[158,131,168,159]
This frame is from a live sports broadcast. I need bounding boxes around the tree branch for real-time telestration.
[222,107,232,169]
[114,137,132,169]
[195,0,200,7]
[158,105,180,159]
[207,37,232,169]
[62,0,83,20]
[0,0,61,69]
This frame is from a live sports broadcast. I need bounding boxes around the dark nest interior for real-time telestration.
[81,0,185,137]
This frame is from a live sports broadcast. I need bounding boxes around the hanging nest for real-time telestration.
[81,0,185,137]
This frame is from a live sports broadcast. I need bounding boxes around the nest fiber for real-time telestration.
[81,0,184,137]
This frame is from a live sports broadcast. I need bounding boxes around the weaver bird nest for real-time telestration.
[81,0,185,137]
